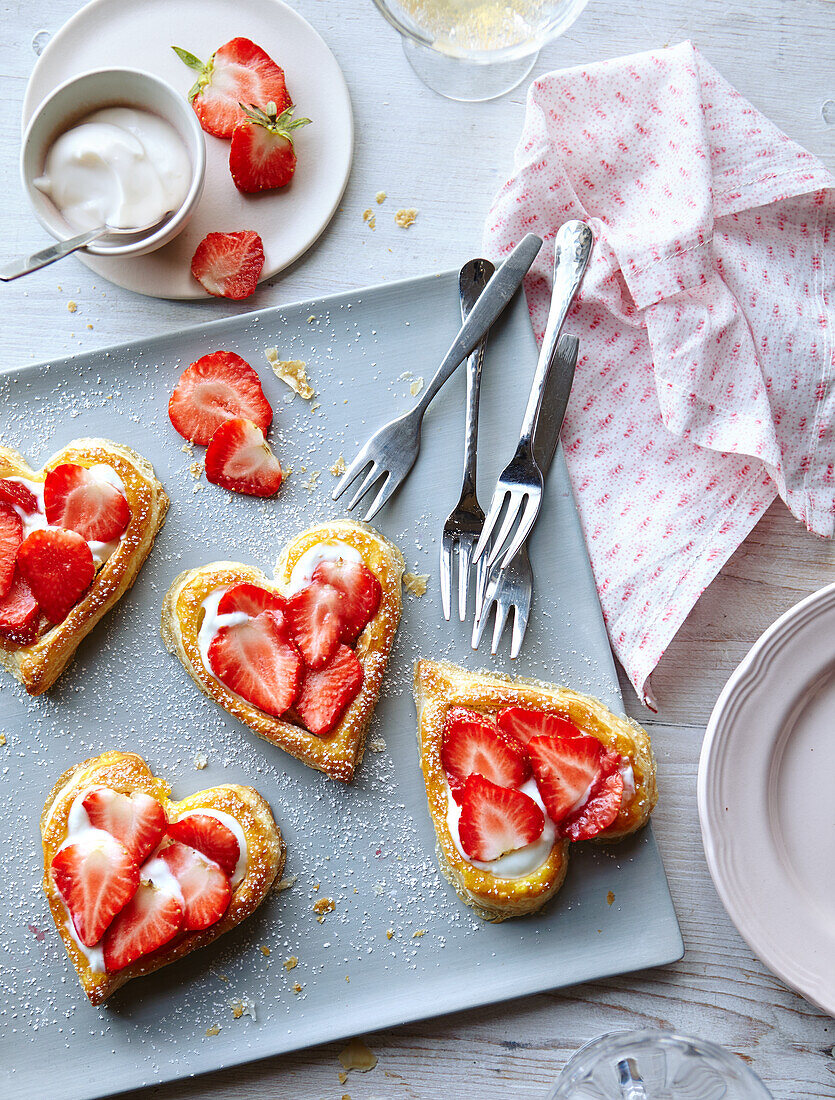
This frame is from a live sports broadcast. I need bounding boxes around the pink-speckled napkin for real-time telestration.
[483,40,834,707]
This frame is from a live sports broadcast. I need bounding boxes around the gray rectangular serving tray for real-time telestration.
[0,271,682,1100]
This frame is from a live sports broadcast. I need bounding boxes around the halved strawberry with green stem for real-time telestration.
[441,706,531,788]
[208,609,303,717]
[169,351,272,445]
[167,814,240,878]
[44,463,130,543]
[497,707,582,746]
[160,840,232,930]
[190,230,265,301]
[229,103,311,193]
[294,643,364,737]
[0,502,23,599]
[52,832,139,947]
[457,774,544,862]
[82,787,167,865]
[17,528,95,623]
[0,567,40,645]
[173,38,291,139]
[204,417,282,497]
[102,877,183,972]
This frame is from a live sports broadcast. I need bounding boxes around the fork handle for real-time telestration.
[415,233,542,414]
[516,221,592,452]
[458,258,495,497]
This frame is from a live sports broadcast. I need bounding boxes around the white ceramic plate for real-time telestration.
[698,582,835,1017]
[22,0,353,299]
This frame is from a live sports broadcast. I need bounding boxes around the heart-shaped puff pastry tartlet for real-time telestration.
[161,519,404,782]
[413,660,657,922]
[0,438,168,695]
[41,751,284,1005]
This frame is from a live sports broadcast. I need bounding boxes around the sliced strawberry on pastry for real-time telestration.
[168,351,272,445]
[82,788,167,865]
[311,559,382,643]
[441,706,531,788]
[446,772,466,806]
[160,840,232,930]
[217,582,287,617]
[204,417,282,497]
[527,734,609,826]
[51,833,140,948]
[0,567,40,644]
[0,479,39,514]
[294,643,364,736]
[44,464,130,542]
[457,774,544,862]
[17,528,95,623]
[560,770,624,842]
[102,877,183,972]
[0,502,23,599]
[497,707,582,746]
[167,815,240,878]
[286,580,346,668]
[190,231,265,301]
[208,609,303,716]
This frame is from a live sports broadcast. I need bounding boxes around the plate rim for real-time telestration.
[20,0,354,300]
[697,579,835,1017]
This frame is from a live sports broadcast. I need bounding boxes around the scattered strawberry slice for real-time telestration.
[229,102,311,193]
[0,479,39,514]
[0,567,40,645]
[560,770,624,842]
[497,707,582,746]
[441,706,531,788]
[168,351,272,444]
[102,877,183,972]
[173,38,291,139]
[17,528,95,623]
[0,503,23,599]
[217,582,286,617]
[457,774,544,862]
[205,417,282,497]
[286,580,346,668]
[52,833,139,948]
[160,840,232,930]
[167,814,240,878]
[527,734,607,826]
[82,787,167,865]
[44,463,130,543]
[208,609,302,716]
[294,643,364,737]
[190,230,265,300]
[311,559,382,643]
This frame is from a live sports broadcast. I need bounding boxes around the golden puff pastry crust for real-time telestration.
[0,438,169,695]
[413,659,658,922]
[161,519,405,782]
[41,751,285,1006]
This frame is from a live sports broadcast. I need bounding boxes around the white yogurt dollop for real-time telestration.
[35,106,191,232]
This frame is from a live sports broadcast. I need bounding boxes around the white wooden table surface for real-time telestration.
[2,1,834,1096]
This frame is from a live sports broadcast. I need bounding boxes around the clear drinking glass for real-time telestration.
[371,0,590,101]
[548,1029,774,1100]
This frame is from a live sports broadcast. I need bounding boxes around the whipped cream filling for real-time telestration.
[286,540,362,595]
[171,808,249,888]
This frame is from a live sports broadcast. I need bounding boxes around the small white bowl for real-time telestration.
[21,67,206,258]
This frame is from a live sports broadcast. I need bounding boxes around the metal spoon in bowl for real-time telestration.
[0,211,174,281]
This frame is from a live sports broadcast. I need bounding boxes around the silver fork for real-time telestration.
[472,333,579,656]
[331,232,543,522]
[471,220,593,572]
[440,257,495,621]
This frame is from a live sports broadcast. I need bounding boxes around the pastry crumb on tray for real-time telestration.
[265,348,314,398]
[403,572,429,597]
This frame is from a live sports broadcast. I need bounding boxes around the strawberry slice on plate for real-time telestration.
[294,643,364,737]
[0,567,40,645]
[173,38,291,139]
[208,610,302,717]
[560,770,624,842]
[44,463,130,543]
[160,841,232,930]
[311,559,382,643]
[527,734,606,826]
[17,528,95,623]
[190,230,265,300]
[441,706,531,788]
[457,774,544,862]
[51,833,139,948]
[497,707,582,746]
[229,103,311,193]
[169,351,272,444]
[167,814,240,878]
[0,502,23,599]
[217,582,286,618]
[0,479,39,514]
[82,787,167,865]
[205,417,282,497]
[102,878,183,972]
